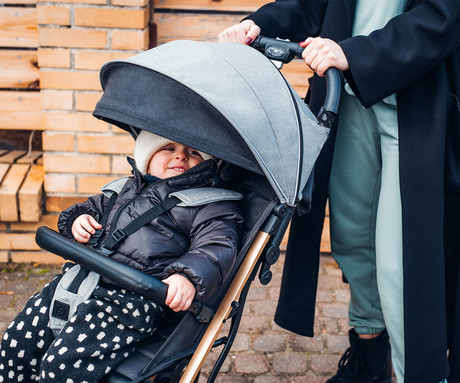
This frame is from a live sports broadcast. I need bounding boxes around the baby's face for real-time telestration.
[147,142,204,179]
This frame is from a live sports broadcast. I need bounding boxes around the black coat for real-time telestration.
[58,160,243,302]
[249,1,460,381]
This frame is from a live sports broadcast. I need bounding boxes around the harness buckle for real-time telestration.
[99,246,116,256]
[111,228,127,242]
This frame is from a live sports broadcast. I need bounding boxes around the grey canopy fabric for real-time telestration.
[93,40,329,206]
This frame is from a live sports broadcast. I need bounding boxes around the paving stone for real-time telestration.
[311,354,341,374]
[322,259,342,276]
[201,349,232,373]
[268,286,281,301]
[326,334,349,353]
[318,317,340,335]
[321,303,348,318]
[272,351,307,373]
[234,353,269,374]
[318,275,346,289]
[247,287,267,301]
[334,289,350,304]
[269,319,294,334]
[213,374,249,383]
[0,295,13,308]
[253,300,277,316]
[338,318,351,334]
[232,333,250,352]
[289,334,324,352]
[253,333,287,352]
[290,372,326,383]
[239,314,269,333]
[253,374,289,383]
[317,289,333,303]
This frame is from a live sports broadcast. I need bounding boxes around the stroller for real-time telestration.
[35,37,342,382]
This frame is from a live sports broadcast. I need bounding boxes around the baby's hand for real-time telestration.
[162,274,196,312]
[71,214,102,244]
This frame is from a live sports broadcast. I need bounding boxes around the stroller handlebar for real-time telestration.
[251,35,342,128]
[35,226,213,323]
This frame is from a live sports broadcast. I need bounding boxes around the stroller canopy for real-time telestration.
[93,40,329,206]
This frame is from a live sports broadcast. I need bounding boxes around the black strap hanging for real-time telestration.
[100,195,181,255]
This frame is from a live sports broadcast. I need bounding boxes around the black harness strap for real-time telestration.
[100,195,181,255]
[67,267,90,294]
[71,193,119,294]
[87,192,119,247]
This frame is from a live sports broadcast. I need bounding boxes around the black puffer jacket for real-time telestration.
[58,159,243,301]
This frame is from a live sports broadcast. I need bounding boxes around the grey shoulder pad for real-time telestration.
[101,176,130,197]
[170,187,243,207]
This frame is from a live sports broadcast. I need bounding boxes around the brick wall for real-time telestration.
[0,0,150,263]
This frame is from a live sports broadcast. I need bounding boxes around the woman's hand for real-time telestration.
[301,37,349,77]
[163,274,196,312]
[218,20,261,45]
[71,214,102,243]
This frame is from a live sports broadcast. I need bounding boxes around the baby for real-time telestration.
[0,130,243,383]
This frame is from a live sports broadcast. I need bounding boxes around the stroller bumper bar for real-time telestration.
[35,226,214,323]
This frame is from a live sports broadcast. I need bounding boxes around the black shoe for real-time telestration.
[326,329,392,383]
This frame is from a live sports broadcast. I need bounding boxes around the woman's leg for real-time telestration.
[329,92,385,334]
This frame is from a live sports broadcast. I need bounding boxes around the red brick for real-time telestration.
[37,48,70,68]
[112,29,149,50]
[0,233,40,250]
[43,112,108,133]
[10,214,59,232]
[0,251,8,262]
[46,0,105,4]
[46,195,86,213]
[74,51,133,71]
[44,173,76,193]
[37,5,70,26]
[43,153,111,174]
[11,251,64,264]
[39,28,107,49]
[111,155,132,174]
[41,90,73,110]
[40,70,101,91]
[75,8,148,29]
[77,135,134,154]
[112,0,149,6]
[42,132,75,152]
[75,92,102,112]
[78,175,117,194]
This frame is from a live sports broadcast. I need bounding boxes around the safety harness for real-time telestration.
[49,179,242,335]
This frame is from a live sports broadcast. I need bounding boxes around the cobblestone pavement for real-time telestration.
[0,255,393,382]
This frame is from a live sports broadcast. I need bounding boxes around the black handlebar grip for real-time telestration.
[323,68,342,115]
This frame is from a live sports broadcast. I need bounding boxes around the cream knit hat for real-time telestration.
[134,130,215,175]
